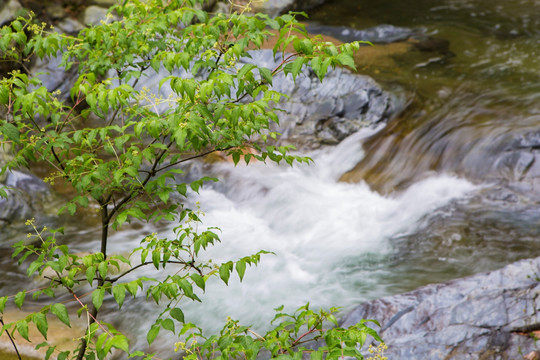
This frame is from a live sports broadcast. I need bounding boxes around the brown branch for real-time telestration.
[153,146,234,173]
[292,326,323,347]
[107,260,199,283]
[57,91,84,133]
[106,141,174,222]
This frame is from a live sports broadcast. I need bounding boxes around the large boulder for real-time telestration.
[0,0,22,26]
[241,50,405,148]
[341,256,540,359]
[0,165,51,235]
[132,48,404,149]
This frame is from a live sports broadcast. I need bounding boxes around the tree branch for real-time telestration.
[0,317,22,360]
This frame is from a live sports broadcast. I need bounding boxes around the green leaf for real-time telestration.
[12,20,23,32]
[2,123,20,143]
[152,250,160,270]
[291,57,305,80]
[14,290,25,309]
[238,64,256,79]
[301,39,313,55]
[235,260,246,282]
[170,307,184,323]
[32,312,48,339]
[147,325,160,345]
[86,266,96,286]
[232,151,240,165]
[183,79,197,102]
[0,296,7,313]
[259,67,273,85]
[98,261,108,279]
[219,263,231,285]
[110,334,129,352]
[0,86,9,104]
[113,285,126,309]
[310,350,323,360]
[45,346,55,360]
[190,273,205,291]
[66,202,76,216]
[126,281,139,297]
[51,303,71,327]
[27,260,42,277]
[177,183,187,197]
[161,318,175,333]
[92,288,105,311]
[336,53,356,70]
[16,319,29,341]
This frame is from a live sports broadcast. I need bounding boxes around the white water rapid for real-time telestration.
[105,127,479,353]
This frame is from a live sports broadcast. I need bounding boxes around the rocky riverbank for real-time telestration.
[341,256,540,359]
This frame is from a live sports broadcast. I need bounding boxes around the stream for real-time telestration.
[2,0,540,356]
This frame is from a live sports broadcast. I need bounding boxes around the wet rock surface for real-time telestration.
[0,166,51,235]
[341,256,540,359]
[0,0,22,26]
[241,50,404,148]
[496,131,540,184]
[306,24,421,44]
[135,48,404,149]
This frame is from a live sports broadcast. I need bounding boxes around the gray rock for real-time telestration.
[0,0,22,26]
[341,257,540,359]
[0,187,33,224]
[81,5,109,26]
[213,1,230,14]
[56,17,84,34]
[30,52,78,102]
[0,167,50,232]
[91,0,117,7]
[47,3,67,20]
[252,0,328,17]
[307,24,420,44]
[253,0,294,17]
[494,131,540,183]
[133,49,403,149]
[241,50,403,148]
[6,170,50,195]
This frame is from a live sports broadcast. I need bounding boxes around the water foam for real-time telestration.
[167,130,479,333]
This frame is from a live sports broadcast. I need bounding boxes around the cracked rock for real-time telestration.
[341,257,540,359]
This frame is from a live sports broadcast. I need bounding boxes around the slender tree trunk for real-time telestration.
[76,202,109,359]
[100,203,109,260]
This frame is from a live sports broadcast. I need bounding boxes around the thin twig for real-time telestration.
[0,317,22,360]
[107,260,198,283]
[153,146,233,173]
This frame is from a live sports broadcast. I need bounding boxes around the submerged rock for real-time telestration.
[306,24,421,44]
[341,256,540,359]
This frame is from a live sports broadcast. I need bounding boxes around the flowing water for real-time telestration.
[2,0,540,356]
